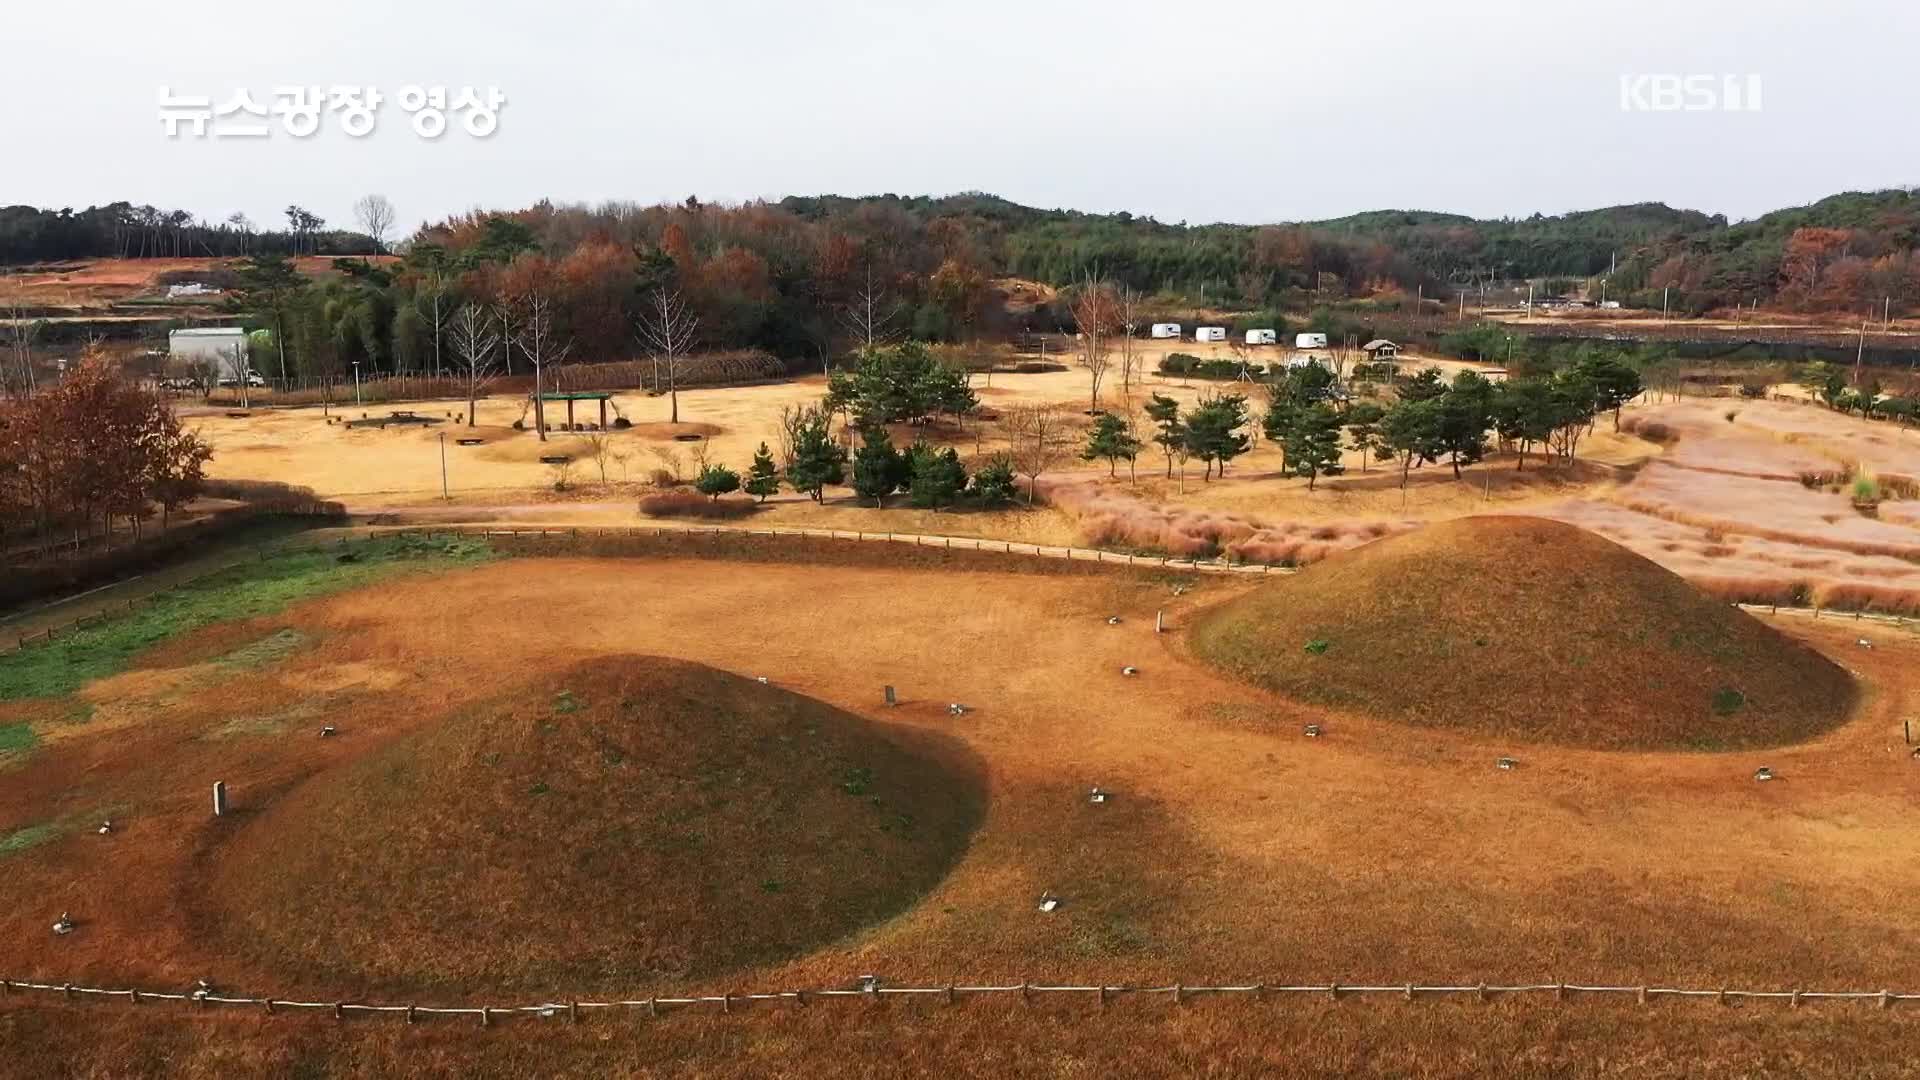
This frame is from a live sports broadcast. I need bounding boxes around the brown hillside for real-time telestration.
[1190,516,1857,750]
[203,656,983,993]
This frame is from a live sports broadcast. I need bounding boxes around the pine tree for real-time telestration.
[852,427,901,507]
[743,441,780,502]
[1081,411,1142,477]
[969,454,1018,506]
[909,446,967,510]
[694,463,740,501]
[1283,404,1346,491]
[1144,393,1185,478]
[784,407,846,502]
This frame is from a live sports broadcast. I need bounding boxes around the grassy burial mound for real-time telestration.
[206,656,983,992]
[1190,516,1857,751]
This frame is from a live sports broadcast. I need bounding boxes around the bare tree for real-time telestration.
[225,212,253,255]
[840,261,900,355]
[1002,402,1071,506]
[1071,273,1117,412]
[580,432,614,484]
[514,291,572,441]
[418,273,450,376]
[3,286,41,396]
[1114,285,1144,402]
[353,194,396,254]
[448,304,500,426]
[635,287,699,424]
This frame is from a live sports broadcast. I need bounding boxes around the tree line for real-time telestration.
[0,203,380,263]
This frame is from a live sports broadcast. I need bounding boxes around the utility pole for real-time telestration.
[1854,321,1866,386]
[1662,287,1670,325]
[352,361,362,406]
[439,431,449,500]
[1525,282,1534,320]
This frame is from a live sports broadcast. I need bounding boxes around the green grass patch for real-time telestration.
[0,822,60,856]
[0,534,493,702]
[0,722,40,756]
[215,628,309,670]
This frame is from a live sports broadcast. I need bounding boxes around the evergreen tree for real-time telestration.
[1342,402,1386,474]
[743,441,781,502]
[1081,411,1143,477]
[1382,397,1445,488]
[852,427,902,506]
[1185,393,1251,480]
[969,454,1019,506]
[694,463,740,501]
[1282,403,1346,491]
[1436,371,1496,478]
[784,407,846,502]
[1144,393,1186,478]
[1573,354,1645,430]
[909,446,967,509]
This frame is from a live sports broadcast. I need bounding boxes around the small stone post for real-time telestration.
[212,781,228,817]
[1155,610,1164,634]
[883,685,897,707]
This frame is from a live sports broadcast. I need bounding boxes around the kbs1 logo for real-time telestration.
[1618,74,1762,112]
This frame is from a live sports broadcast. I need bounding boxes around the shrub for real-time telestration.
[637,490,754,519]
[1710,687,1746,715]
[1158,353,1202,375]
[695,463,742,501]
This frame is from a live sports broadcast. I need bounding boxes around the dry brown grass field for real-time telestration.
[1,535,1919,1076]
[179,363,1920,611]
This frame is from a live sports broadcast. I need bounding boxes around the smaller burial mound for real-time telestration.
[206,656,982,992]
[1190,516,1857,751]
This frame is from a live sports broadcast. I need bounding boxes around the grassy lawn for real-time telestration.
[0,534,493,702]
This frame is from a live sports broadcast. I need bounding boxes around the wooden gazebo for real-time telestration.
[534,390,616,432]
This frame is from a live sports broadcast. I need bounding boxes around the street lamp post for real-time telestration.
[438,431,449,500]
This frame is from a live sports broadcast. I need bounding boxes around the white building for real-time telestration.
[1244,328,1277,345]
[168,327,251,381]
[1195,326,1227,343]
[1150,322,1182,339]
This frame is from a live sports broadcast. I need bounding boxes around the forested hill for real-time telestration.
[4,187,1917,332]
[770,189,1916,313]
[775,193,1725,287]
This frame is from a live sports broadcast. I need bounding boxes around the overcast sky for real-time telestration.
[6,0,1915,235]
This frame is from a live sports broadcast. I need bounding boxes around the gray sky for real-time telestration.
[6,0,1915,235]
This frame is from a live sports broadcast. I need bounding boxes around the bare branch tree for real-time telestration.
[840,260,900,356]
[1115,285,1144,403]
[449,304,500,427]
[418,272,450,376]
[353,194,396,254]
[514,291,572,442]
[1002,402,1071,506]
[1071,272,1117,412]
[3,284,41,397]
[635,287,699,425]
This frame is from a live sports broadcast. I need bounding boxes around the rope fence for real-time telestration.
[5,522,1916,660]
[3,975,1915,1027]
[462,523,1290,577]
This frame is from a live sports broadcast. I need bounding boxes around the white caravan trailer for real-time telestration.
[1245,328,1278,345]
[1294,332,1329,350]
[1195,326,1227,343]
[1150,322,1182,339]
